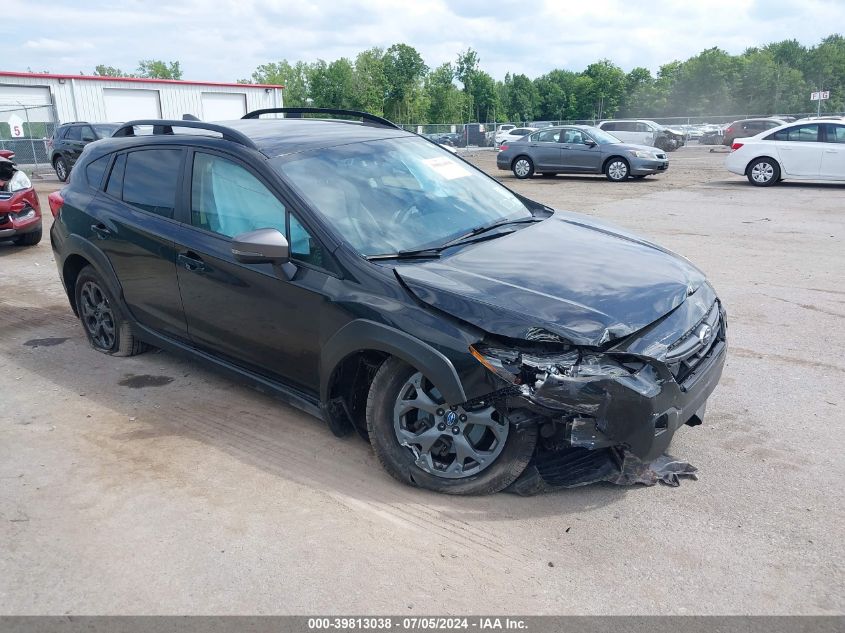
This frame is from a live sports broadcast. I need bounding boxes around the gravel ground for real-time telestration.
[1,144,843,615]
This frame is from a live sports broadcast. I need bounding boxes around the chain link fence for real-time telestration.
[0,103,57,175]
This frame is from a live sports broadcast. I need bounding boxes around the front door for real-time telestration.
[171,149,331,392]
[559,128,603,172]
[773,124,823,177]
[86,147,188,339]
[820,124,845,179]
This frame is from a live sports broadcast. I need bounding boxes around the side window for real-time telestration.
[105,153,126,198]
[601,122,617,131]
[825,125,845,143]
[636,122,651,133]
[85,155,110,189]
[65,126,82,142]
[537,129,560,143]
[528,132,540,142]
[80,126,97,142]
[289,213,326,267]
[619,122,637,132]
[190,152,286,237]
[772,125,819,142]
[122,149,183,218]
[562,129,584,144]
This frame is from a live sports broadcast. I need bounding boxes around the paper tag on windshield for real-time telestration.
[422,156,470,180]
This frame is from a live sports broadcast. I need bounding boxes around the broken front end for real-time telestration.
[469,284,727,490]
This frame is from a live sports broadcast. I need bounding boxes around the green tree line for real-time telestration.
[236,35,844,123]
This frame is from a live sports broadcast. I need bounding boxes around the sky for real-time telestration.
[5,0,845,83]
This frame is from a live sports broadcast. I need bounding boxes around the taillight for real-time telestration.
[500,144,509,151]
[725,127,734,135]
[48,190,64,218]
[731,142,744,151]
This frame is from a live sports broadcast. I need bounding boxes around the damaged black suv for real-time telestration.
[50,108,727,495]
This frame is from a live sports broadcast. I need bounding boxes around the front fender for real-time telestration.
[320,319,469,405]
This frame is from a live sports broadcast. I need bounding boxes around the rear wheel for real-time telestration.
[512,156,534,179]
[366,357,537,495]
[54,156,69,182]
[746,157,780,186]
[12,226,42,246]
[74,266,147,356]
[605,158,630,181]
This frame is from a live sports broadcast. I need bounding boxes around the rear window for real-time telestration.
[105,154,126,198]
[64,126,82,141]
[85,155,110,189]
[121,149,183,218]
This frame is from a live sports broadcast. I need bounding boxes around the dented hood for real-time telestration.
[396,214,706,346]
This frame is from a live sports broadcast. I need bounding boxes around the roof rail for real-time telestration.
[242,107,400,130]
[112,119,258,150]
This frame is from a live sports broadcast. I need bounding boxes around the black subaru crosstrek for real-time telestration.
[50,108,727,495]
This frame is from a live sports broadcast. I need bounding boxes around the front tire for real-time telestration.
[74,266,147,356]
[12,226,42,246]
[746,157,780,186]
[605,158,630,181]
[366,357,537,495]
[54,156,69,182]
[512,156,534,179]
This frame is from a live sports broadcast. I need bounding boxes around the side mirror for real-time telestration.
[231,228,290,264]
[583,139,597,147]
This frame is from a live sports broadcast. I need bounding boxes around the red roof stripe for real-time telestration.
[0,71,283,90]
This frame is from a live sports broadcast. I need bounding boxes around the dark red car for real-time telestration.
[0,154,42,246]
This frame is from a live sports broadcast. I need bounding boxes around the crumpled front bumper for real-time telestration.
[0,188,42,238]
[507,287,727,463]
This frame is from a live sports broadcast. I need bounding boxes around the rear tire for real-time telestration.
[746,157,780,186]
[54,156,69,182]
[605,158,630,181]
[74,266,147,357]
[366,357,537,495]
[512,156,534,179]
[12,226,42,246]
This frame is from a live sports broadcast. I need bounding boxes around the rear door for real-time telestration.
[526,129,562,170]
[771,124,823,177]
[820,124,845,180]
[169,149,330,392]
[84,146,188,338]
[63,126,85,166]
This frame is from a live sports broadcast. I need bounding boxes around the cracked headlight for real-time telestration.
[8,171,31,192]
[469,344,522,384]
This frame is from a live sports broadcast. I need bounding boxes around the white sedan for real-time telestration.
[496,127,537,147]
[725,119,845,186]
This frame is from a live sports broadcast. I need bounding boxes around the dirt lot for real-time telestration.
[1,145,843,615]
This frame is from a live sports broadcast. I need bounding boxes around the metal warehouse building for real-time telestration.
[0,71,284,164]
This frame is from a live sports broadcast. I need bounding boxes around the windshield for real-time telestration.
[273,136,531,256]
[585,127,622,145]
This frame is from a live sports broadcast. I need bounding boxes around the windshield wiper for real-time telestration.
[440,216,541,248]
[366,216,542,262]
[367,248,442,261]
